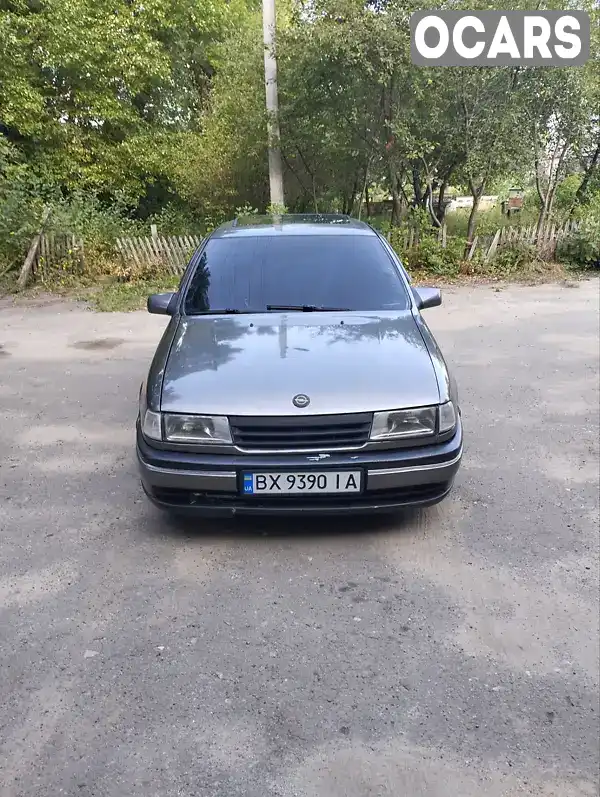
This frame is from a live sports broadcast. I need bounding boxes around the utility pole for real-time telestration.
[262,0,285,210]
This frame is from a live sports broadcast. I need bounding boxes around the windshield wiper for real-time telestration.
[266,304,350,312]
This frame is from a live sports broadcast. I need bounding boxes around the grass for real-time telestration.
[0,269,179,311]
[80,277,179,312]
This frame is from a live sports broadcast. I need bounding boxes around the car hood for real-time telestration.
[161,312,440,416]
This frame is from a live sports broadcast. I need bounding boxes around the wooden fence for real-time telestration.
[33,233,85,277]
[31,232,201,279]
[112,220,578,277]
[25,219,580,286]
[115,234,202,275]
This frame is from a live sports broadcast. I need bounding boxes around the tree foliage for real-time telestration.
[1,0,599,267]
[0,0,257,203]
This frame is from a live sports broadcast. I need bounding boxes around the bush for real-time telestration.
[0,143,49,272]
[392,233,467,278]
[390,229,557,280]
[556,195,600,269]
[41,194,144,281]
[487,241,543,274]
[0,168,144,280]
[47,193,140,244]
[0,188,42,273]
[557,222,600,269]
[145,203,205,236]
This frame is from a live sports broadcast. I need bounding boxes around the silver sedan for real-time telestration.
[137,214,462,516]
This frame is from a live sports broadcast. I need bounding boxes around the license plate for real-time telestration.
[242,471,362,495]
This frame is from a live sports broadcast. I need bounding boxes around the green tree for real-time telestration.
[175,9,269,219]
[0,0,255,204]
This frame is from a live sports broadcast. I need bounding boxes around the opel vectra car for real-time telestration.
[136,214,462,516]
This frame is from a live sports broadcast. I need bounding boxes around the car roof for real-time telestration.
[210,214,378,238]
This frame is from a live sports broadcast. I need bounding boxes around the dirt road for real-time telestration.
[1,281,598,796]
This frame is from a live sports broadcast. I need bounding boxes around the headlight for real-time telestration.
[371,406,437,440]
[163,414,232,444]
[370,402,457,440]
[439,401,457,434]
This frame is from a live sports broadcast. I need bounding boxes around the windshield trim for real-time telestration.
[179,232,412,318]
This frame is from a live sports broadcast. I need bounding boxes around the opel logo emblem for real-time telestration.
[293,394,310,409]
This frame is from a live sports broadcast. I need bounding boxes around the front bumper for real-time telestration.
[136,419,463,516]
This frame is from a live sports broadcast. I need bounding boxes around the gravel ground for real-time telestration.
[0,281,598,797]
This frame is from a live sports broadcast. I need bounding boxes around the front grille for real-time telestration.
[229,413,373,451]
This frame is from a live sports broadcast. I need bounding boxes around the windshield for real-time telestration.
[183,234,410,315]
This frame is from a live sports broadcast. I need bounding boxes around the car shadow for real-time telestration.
[143,507,427,544]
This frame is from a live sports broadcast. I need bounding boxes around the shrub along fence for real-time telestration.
[388,218,580,263]
[109,220,577,276]
[25,228,201,284]
[20,218,581,288]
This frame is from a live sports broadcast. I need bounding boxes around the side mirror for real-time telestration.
[147,292,177,315]
[413,287,442,310]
